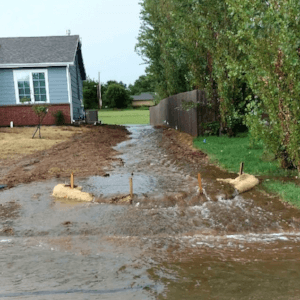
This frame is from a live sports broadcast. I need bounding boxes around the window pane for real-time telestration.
[34,88,39,95]
[32,73,39,80]
[18,82,23,88]
[20,96,31,102]
[39,80,45,87]
[25,88,30,94]
[40,88,46,94]
[19,88,25,95]
[16,73,30,82]
[33,81,39,87]
[35,95,40,102]
[40,95,46,102]
[24,81,30,87]
[39,73,45,79]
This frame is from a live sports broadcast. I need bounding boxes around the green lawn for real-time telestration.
[98,109,150,125]
[193,134,283,176]
[193,134,300,207]
[263,180,300,208]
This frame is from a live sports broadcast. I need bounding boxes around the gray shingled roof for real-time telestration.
[0,35,79,65]
[132,92,155,101]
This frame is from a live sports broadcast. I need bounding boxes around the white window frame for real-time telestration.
[13,69,50,104]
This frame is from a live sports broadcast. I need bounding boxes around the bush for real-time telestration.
[105,84,133,109]
[52,110,65,125]
[201,121,220,136]
[135,106,149,110]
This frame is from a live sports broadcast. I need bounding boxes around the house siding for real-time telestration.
[47,67,69,104]
[132,100,155,107]
[0,69,16,105]
[69,51,83,120]
[0,67,69,106]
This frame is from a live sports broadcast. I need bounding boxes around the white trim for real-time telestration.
[13,69,50,104]
[1,62,74,69]
[66,65,73,122]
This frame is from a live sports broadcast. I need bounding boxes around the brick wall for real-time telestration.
[0,104,71,126]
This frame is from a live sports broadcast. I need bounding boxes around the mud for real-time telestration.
[0,124,130,188]
[0,125,300,299]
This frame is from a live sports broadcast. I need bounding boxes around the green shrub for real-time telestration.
[32,105,48,116]
[52,110,65,126]
[201,121,220,136]
[135,106,149,110]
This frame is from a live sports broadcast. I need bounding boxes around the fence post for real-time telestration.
[70,172,74,189]
[239,162,244,175]
[129,177,133,198]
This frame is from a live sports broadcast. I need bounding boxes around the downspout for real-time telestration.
[66,64,73,123]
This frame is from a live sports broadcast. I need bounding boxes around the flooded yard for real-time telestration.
[0,125,300,299]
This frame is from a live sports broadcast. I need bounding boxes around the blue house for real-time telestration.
[0,34,86,126]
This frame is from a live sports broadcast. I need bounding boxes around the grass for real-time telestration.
[0,126,88,159]
[98,108,150,125]
[193,134,283,176]
[193,133,300,207]
[263,180,300,208]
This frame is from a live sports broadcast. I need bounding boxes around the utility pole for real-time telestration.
[98,72,102,109]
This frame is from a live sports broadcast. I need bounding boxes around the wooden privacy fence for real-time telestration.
[150,90,219,136]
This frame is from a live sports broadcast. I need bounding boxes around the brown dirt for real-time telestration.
[0,124,130,188]
[0,201,20,219]
[0,126,90,159]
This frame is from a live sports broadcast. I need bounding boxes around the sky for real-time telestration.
[0,0,146,86]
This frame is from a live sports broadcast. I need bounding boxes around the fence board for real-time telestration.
[150,90,219,137]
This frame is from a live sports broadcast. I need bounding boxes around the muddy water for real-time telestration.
[0,125,300,299]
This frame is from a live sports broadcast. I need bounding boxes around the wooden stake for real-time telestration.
[239,162,244,176]
[129,177,133,198]
[71,172,74,189]
[198,173,203,194]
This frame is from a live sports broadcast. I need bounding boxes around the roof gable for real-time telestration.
[0,35,80,65]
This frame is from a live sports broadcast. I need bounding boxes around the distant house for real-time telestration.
[131,92,155,107]
[0,35,86,126]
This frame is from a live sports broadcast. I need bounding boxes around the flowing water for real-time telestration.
[0,125,299,299]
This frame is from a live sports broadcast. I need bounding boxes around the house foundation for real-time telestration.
[0,104,71,126]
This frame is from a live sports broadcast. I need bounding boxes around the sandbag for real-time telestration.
[217,173,259,193]
[52,184,94,202]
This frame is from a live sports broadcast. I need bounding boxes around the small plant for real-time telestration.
[52,110,65,126]
[20,97,30,103]
[32,105,49,139]
[201,121,220,136]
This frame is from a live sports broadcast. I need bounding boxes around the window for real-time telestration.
[13,70,50,104]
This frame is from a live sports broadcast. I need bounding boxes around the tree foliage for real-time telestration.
[105,84,132,109]
[83,78,130,109]
[83,77,98,109]
[136,0,300,170]
[128,75,155,95]
[101,81,128,108]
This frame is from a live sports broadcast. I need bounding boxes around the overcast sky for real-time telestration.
[1,0,146,86]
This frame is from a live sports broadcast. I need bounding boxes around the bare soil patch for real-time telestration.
[0,126,89,159]
[0,125,129,188]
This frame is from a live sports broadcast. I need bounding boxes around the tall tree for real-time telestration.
[228,0,300,170]
[83,77,98,109]
[128,75,155,95]
[101,80,128,108]
[105,84,133,109]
